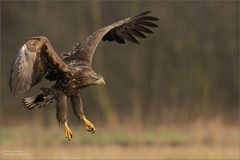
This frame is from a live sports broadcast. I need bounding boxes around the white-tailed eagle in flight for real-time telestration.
[9,11,158,140]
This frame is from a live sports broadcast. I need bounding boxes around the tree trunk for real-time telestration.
[89,1,118,126]
[129,3,143,128]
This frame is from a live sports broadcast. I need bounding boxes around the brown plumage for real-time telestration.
[9,11,158,140]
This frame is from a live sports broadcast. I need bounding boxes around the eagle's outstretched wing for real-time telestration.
[65,11,158,66]
[9,37,70,95]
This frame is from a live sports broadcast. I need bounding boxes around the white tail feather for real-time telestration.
[22,93,55,110]
[23,96,37,109]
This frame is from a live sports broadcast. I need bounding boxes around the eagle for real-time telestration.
[9,11,158,140]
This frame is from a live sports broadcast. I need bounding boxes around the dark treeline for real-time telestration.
[1,1,238,127]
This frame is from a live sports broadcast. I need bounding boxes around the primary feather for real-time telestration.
[64,11,159,66]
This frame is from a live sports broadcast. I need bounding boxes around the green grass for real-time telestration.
[1,125,238,147]
[0,126,194,147]
[1,125,238,159]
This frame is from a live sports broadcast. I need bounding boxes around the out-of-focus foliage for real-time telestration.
[1,1,238,127]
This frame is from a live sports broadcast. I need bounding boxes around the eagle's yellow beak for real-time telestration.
[96,78,106,86]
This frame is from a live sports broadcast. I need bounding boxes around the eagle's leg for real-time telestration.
[56,92,73,140]
[70,93,96,134]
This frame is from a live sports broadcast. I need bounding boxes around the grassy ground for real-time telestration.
[0,121,239,160]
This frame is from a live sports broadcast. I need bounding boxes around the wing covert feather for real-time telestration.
[9,37,70,95]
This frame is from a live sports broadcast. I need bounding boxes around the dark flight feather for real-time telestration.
[136,21,159,27]
[112,32,126,44]
[135,24,154,33]
[134,11,152,17]
[128,29,146,38]
[115,30,139,44]
[135,16,159,21]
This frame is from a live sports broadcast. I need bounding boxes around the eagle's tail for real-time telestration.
[22,91,55,110]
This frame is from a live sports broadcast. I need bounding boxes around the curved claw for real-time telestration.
[83,117,96,134]
[65,128,73,140]
[64,122,73,141]
[86,124,96,134]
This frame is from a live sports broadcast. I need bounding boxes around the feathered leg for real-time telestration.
[70,93,96,134]
[56,92,73,140]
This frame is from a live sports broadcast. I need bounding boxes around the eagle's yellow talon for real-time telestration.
[83,117,96,134]
[64,122,73,140]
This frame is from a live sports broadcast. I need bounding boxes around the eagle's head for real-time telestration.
[95,76,106,86]
[92,74,106,86]
[83,70,105,87]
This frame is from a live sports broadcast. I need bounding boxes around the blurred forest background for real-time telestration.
[1,1,239,159]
